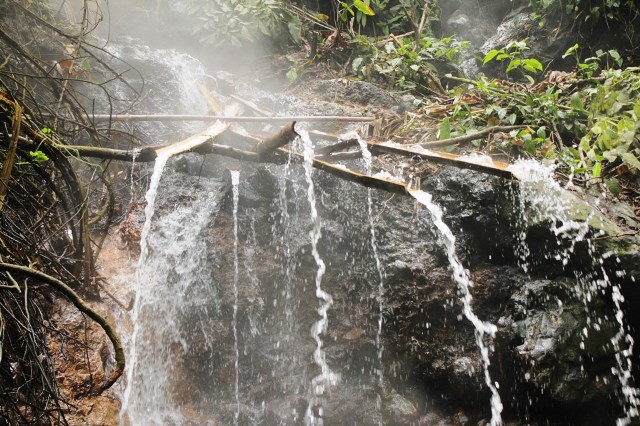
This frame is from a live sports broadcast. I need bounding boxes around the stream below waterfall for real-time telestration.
[83,4,640,425]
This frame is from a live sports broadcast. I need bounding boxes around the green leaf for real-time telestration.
[570,93,586,111]
[605,177,621,197]
[483,49,502,64]
[29,150,49,164]
[592,161,602,178]
[608,49,622,67]
[562,43,580,59]
[287,16,302,44]
[506,59,522,72]
[286,67,298,82]
[621,152,640,171]
[523,138,537,154]
[352,57,364,73]
[523,58,543,73]
[353,0,375,16]
[580,135,592,152]
[439,117,451,140]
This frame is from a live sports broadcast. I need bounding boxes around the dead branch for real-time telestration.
[367,140,515,180]
[0,101,21,210]
[155,121,229,158]
[0,262,124,394]
[306,156,408,195]
[419,125,526,149]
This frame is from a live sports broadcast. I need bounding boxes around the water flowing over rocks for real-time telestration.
[127,139,638,424]
[39,4,638,422]
[82,52,637,422]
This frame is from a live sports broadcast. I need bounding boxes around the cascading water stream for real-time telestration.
[347,131,386,406]
[299,130,338,425]
[508,159,639,424]
[120,151,171,425]
[408,188,504,426]
[231,170,241,424]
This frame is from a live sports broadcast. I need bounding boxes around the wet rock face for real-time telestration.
[47,297,121,425]
[438,0,513,48]
[498,278,621,423]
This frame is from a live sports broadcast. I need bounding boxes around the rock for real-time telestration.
[383,387,419,425]
[342,327,366,341]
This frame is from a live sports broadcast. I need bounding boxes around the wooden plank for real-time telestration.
[155,121,229,158]
[367,140,516,180]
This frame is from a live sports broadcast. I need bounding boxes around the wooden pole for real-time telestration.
[367,141,516,180]
[88,114,375,123]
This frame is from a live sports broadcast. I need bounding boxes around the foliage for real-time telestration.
[562,43,624,77]
[570,69,640,179]
[350,34,469,94]
[482,41,544,81]
[327,0,440,39]
[190,0,297,48]
[28,150,49,164]
[338,0,377,30]
[530,0,638,23]
[444,63,640,185]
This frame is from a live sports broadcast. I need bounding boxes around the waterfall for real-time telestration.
[120,151,171,424]
[349,131,386,413]
[300,130,339,425]
[231,170,241,424]
[509,159,639,424]
[408,188,504,426]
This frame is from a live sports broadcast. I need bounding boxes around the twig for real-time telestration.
[0,101,21,211]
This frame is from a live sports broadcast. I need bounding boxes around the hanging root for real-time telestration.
[0,89,125,422]
[0,262,124,393]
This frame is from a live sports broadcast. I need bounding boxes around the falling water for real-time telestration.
[231,170,241,424]
[120,151,171,425]
[299,130,338,425]
[120,150,225,424]
[408,188,504,426]
[274,151,298,372]
[348,132,386,400]
[508,159,639,424]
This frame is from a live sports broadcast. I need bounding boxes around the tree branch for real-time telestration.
[419,125,525,149]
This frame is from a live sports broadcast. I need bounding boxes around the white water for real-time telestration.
[119,152,223,425]
[120,152,170,425]
[347,132,386,404]
[408,188,504,426]
[231,170,241,424]
[300,130,338,425]
[508,159,639,424]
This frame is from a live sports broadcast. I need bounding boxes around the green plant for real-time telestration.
[483,41,543,82]
[350,34,469,94]
[29,150,49,163]
[563,44,623,78]
[569,70,640,178]
[190,0,297,48]
[338,0,376,30]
